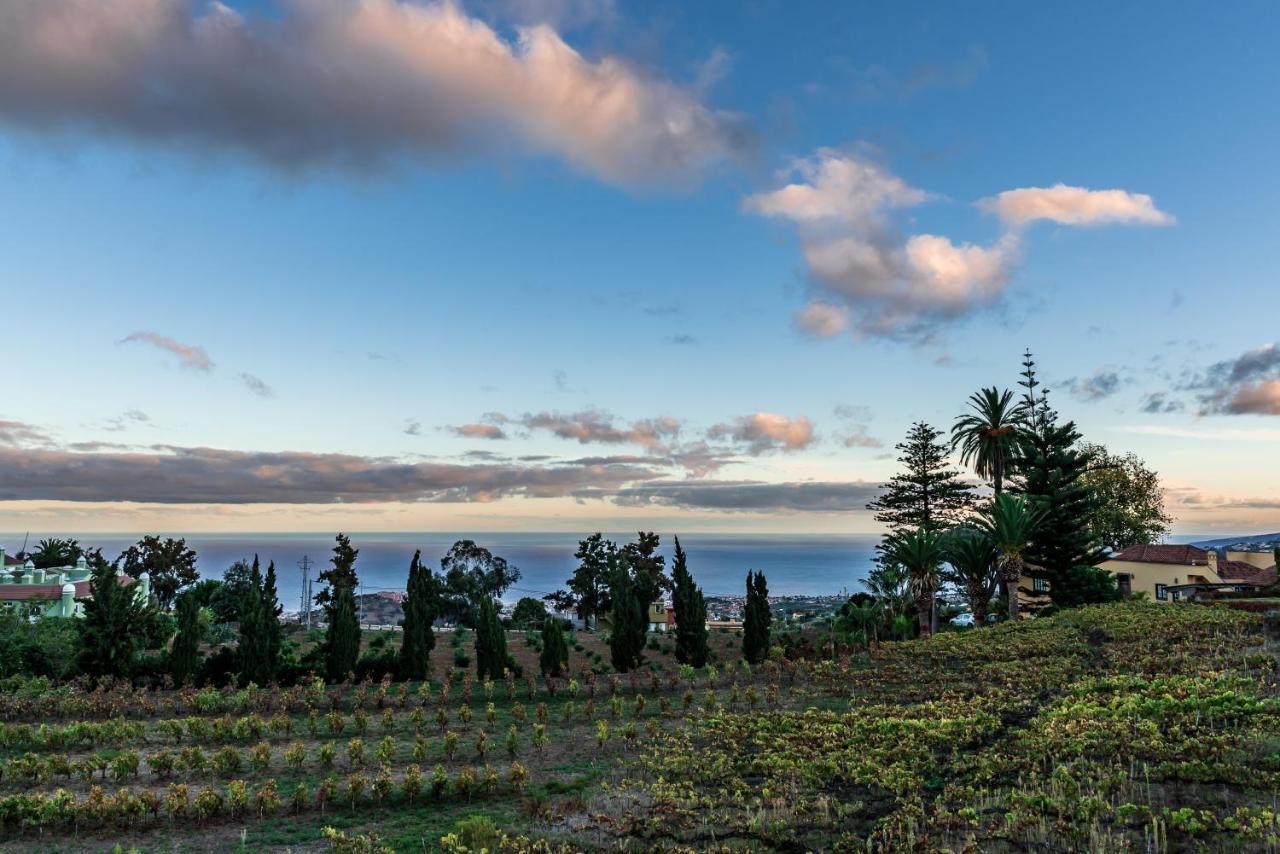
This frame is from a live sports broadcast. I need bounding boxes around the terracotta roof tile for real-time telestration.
[1217,561,1278,586]
[1106,544,1212,566]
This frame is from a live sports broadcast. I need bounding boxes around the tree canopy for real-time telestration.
[439,540,521,628]
[1078,442,1173,552]
[117,535,198,609]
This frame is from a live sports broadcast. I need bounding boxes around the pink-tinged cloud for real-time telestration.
[793,300,849,337]
[119,331,213,371]
[453,423,509,440]
[1194,344,1280,416]
[513,410,681,450]
[0,0,748,188]
[746,149,1018,340]
[709,412,815,454]
[0,444,662,504]
[980,184,1174,228]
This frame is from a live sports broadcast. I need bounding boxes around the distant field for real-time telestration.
[0,603,1276,851]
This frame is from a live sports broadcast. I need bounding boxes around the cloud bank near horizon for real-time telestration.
[0,419,875,514]
[0,0,748,188]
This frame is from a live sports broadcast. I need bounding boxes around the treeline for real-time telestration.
[844,351,1173,642]
[4,529,759,690]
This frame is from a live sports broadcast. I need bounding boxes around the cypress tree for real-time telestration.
[742,571,772,665]
[77,553,150,679]
[315,533,359,610]
[325,583,360,682]
[670,537,708,668]
[170,593,202,686]
[399,549,438,681]
[262,559,282,682]
[609,570,644,673]
[539,618,568,679]
[475,596,508,681]
[238,555,270,686]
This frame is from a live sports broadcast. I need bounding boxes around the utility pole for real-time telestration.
[358,582,364,627]
[298,555,313,630]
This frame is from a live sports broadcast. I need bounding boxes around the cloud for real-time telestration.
[664,333,697,346]
[707,412,815,454]
[0,443,663,504]
[0,0,747,188]
[119,330,213,370]
[749,149,1174,341]
[980,184,1174,228]
[794,301,850,337]
[1139,392,1184,414]
[1191,344,1280,415]
[103,409,151,432]
[746,149,1017,340]
[838,425,882,448]
[452,423,509,440]
[0,420,50,446]
[1062,369,1122,402]
[503,409,681,450]
[745,149,928,224]
[239,372,274,398]
[404,420,422,436]
[606,479,879,512]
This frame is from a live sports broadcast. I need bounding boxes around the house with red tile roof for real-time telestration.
[0,545,146,618]
[1100,544,1276,602]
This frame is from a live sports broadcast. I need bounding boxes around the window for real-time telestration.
[1116,574,1132,596]
[1033,578,1050,593]
[1155,584,1168,601]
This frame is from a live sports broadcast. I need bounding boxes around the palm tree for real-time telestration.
[978,494,1041,621]
[951,387,1018,495]
[944,527,998,626]
[883,527,945,637]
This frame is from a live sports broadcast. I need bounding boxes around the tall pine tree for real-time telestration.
[170,593,202,686]
[474,596,508,681]
[77,554,151,678]
[868,422,976,562]
[670,537,708,668]
[1011,352,1106,602]
[742,570,772,665]
[399,549,438,681]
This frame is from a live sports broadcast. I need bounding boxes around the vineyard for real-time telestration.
[1,603,1277,851]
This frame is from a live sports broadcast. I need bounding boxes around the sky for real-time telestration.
[1,0,1278,536]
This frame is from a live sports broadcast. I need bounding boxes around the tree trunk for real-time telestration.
[967,581,988,627]
[1003,556,1023,621]
[916,592,933,637]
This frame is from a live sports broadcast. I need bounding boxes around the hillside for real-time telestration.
[0,603,1275,851]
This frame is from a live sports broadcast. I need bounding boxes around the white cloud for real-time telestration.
[980,184,1174,228]
[0,0,748,188]
[745,148,928,225]
[745,150,1016,339]
[708,412,815,454]
[749,150,1172,340]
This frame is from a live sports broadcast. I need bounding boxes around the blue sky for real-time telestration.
[1,0,1278,534]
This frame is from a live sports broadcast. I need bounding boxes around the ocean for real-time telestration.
[5,532,877,610]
